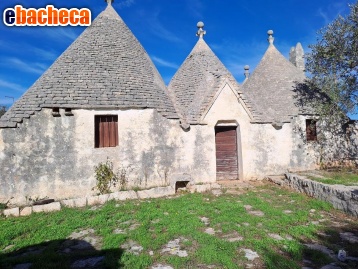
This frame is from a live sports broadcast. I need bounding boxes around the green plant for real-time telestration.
[93,159,119,194]
[0,105,6,118]
[131,186,143,192]
[118,165,132,191]
[0,197,13,210]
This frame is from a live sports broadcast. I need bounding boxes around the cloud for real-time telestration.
[317,3,349,25]
[317,8,331,25]
[0,79,26,93]
[118,0,135,9]
[0,40,58,62]
[151,56,179,69]
[186,0,204,18]
[42,27,79,42]
[139,9,182,43]
[4,58,46,75]
[29,47,58,61]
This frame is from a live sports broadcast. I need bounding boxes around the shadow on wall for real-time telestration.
[292,81,358,166]
[0,240,124,269]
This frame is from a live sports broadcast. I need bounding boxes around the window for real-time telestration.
[306,119,317,141]
[95,115,118,148]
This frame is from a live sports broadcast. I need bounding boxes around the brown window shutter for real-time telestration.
[109,117,117,147]
[104,120,110,147]
[95,115,118,148]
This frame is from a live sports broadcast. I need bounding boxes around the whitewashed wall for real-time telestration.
[203,83,318,179]
[0,84,355,205]
[0,108,215,205]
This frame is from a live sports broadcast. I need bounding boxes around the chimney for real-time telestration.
[289,42,305,71]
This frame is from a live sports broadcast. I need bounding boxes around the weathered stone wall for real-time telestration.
[277,173,358,217]
[295,117,358,167]
[0,108,215,205]
[1,84,355,205]
[345,120,358,166]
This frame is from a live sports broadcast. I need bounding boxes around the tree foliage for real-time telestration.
[0,106,6,118]
[305,1,358,118]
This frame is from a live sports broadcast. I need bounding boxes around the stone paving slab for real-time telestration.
[20,207,32,216]
[4,207,19,217]
[1,183,220,218]
[32,202,61,213]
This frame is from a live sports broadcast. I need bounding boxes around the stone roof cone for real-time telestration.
[241,30,306,123]
[0,3,178,128]
[168,22,247,123]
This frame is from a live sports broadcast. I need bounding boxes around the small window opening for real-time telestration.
[175,181,189,193]
[306,119,317,141]
[52,107,60,117]
[95,115,118,148]
[64,108,73,116]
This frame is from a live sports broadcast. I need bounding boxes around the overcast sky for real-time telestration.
[0,0,355,117]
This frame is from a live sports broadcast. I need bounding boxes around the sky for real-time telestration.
[0,0,355,117]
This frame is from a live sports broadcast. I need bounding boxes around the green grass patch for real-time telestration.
[0,184,356,269]
[309,171,358,186]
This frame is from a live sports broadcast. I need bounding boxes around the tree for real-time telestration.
[305,1,358,119]
[0,106,6,118]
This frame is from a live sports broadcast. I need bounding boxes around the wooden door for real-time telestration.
[215,126,238,180]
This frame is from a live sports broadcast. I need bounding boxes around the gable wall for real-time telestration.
[202,84,318,179]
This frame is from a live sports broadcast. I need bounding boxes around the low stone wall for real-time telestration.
[1,183,220,218]
[269,174,358,217]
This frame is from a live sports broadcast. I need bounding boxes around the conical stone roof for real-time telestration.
[0,4,178,128]
[242,42,306,123]
[169,37,255,124]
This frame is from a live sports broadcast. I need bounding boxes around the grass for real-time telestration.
[0,183,357,269]
[308,171,358,186]
[0,203,7,210]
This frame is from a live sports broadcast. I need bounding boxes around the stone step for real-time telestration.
[266,176,286,186]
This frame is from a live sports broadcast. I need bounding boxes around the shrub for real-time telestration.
[93,159,119,194]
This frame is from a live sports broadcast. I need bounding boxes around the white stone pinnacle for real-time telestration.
[196,21,206,39]
[267,30,274,44]
[244,65,250,79]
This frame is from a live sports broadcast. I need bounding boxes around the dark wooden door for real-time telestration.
[215,126,238,180]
